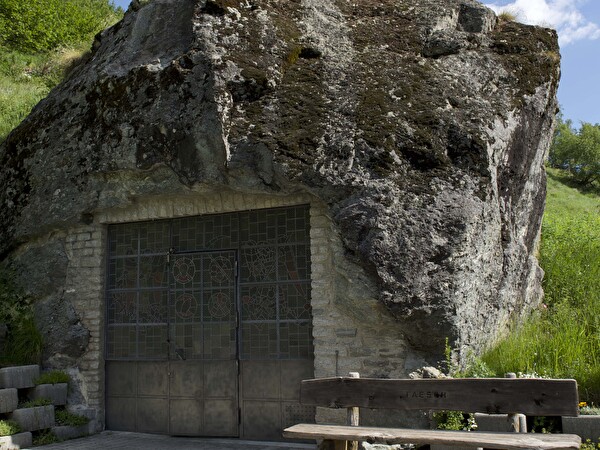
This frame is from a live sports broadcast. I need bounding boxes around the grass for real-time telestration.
[0,266,43,366]
[497,11,517,22]
[55,408,90,427]
[35,370,70,385]
[19,397,52,408]
[0,45,89,141]
[32,429,60,445]
[0,317,43,367]
[0,420,20,437]
[480,168,600,402]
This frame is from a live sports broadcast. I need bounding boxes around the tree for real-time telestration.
[549,117,600,187]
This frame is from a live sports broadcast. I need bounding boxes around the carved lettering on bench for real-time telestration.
[404,391,448,399]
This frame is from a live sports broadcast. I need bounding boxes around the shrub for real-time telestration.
[581,439,600,450]
[35,370,70,385]
[433,411,477,431]
[0,420,20,437]
[20,397,52,408]
[0,267,32,325]
[0,268,43,366]
[55,408,90,427]
[32,429,60,445]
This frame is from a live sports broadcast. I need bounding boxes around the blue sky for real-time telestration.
[484,0,600,127]
[111,0,599,127]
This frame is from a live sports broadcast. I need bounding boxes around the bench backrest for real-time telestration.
[300,377,579,416]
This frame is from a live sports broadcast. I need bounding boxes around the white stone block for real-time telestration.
[0,432,33,450]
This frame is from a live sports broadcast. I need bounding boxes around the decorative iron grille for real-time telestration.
[106,205,312,361]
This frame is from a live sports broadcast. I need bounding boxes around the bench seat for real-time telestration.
[283,423,582,450]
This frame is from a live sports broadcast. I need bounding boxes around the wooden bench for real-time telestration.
[283,375,582,450]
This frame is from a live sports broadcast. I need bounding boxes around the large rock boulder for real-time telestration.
[0,0,559,361]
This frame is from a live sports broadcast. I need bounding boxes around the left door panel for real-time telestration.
[105,360,238,436]
[105,218,239,437]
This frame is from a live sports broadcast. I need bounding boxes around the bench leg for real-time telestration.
[319,439,348,450]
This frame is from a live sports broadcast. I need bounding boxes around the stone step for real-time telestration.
[52,424,91,440]
[0,388,18,413]
[0,365,39,390]
[562,416,600,444]
[474,413,514,432]
[27,383,68,406]
[8,405,55,432]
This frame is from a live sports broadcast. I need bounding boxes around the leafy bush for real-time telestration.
[55,408,90,427]
[581,439,600,450]
[35,370,70,385]
[433,411,477,431]
[0,0,122,52]
[0,420,20,437]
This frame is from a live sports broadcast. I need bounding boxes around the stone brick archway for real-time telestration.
[104,205,315,440]
[58,191,399,436]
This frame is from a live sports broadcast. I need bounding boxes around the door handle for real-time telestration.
[175,348,186,360]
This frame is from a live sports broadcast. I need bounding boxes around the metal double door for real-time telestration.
[105,249,314,439]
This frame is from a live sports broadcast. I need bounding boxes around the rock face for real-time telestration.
[0,0,559,365]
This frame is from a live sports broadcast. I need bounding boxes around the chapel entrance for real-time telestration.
[104,205,314,440]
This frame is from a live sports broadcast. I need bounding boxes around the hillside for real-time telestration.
[0,0,123,141]
[482,168,600,402]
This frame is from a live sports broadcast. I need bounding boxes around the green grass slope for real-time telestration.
[0,0,122,141]
[482,168,600,402]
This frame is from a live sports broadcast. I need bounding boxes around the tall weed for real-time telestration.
[0,268,42,366]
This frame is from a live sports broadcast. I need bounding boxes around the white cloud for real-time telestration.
[484,0,600,46]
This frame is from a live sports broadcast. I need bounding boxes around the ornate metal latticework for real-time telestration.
[106,205,312,361]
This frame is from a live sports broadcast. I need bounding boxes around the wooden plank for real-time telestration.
[283,424,582,450]
[300,377,579,416]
